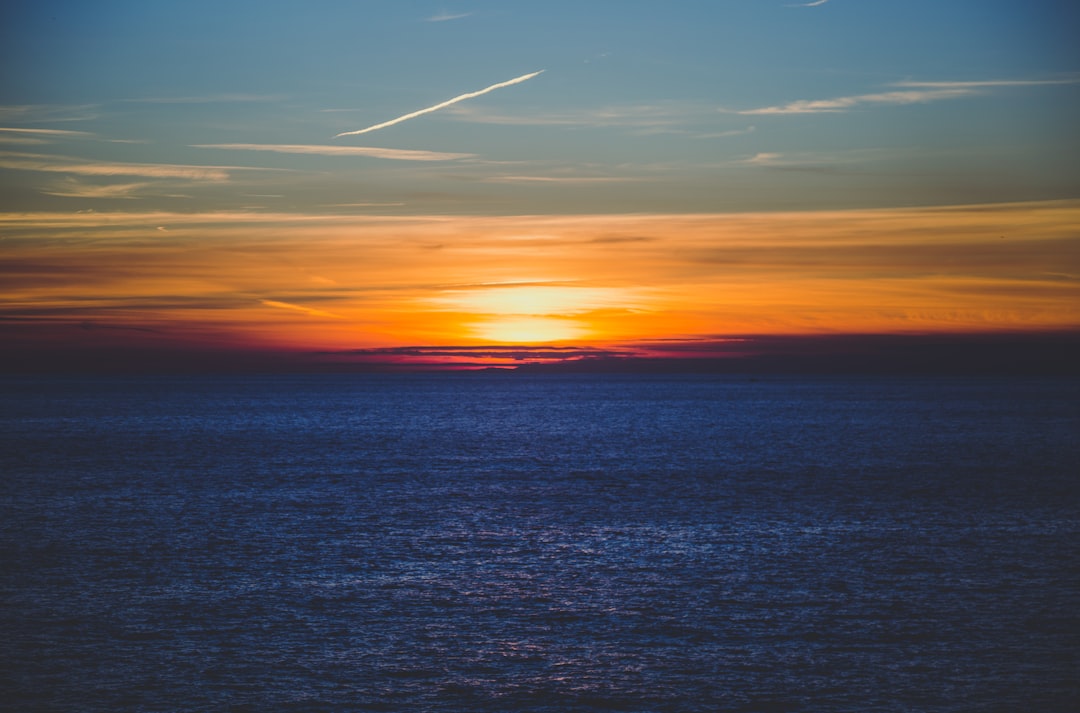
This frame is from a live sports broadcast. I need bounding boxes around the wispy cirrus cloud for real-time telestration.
[260,300,343,319]
[0,104,99,123]
[334,70,544,138]
[0,127,96,139]
[697,126,756,139]
[0,151,235,181]
[0,136,50,146]
[894,78,1080,89]
[425,11,473,22]
[740,152,786,166]
[194,143,473,161]
[737,76,1080,115]
[42,178,151,199]
[120,93,281,104]
[447,102,753,139]
[736,147,923,174]
[787,0,829,6]
[481,175,643,184]
[0,127,150,146]
[448,102,695,129]
[738,88,973,115]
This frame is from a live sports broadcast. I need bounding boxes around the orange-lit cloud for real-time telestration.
[0,151,234,180]
[260,300,344,319]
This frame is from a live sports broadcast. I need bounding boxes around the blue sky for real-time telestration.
[2,0,1077,215]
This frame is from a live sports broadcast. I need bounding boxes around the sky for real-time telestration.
[1,0,1078,371]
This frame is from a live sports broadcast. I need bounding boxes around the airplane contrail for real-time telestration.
[334,70,544,138]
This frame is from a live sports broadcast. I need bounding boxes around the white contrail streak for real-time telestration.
[334,70,544,138]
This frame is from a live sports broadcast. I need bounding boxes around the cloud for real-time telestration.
[121,93,281,104]
[697,126,756,139]
[894,78,1080,89]
[43,178,151,199]
[260,300,342,319]
[194,143,472,161]
[735,149,872,173]
[324,202,408,208]
[0,151,233,180]
[739,88,974,115]
[447,102,695,130]
[430,284,639,316]
[787,0,828,6]
[425,11,473,22]
[446,102,749,139]
[0,104,99,123]
[334,70,545,138]
[740,152,785,166]
[0,136,49,146]
[327,345,632,363]
[0,127,95,139]
[737,76,1080,115]
[482,175,643,184]
[0,128,148,146]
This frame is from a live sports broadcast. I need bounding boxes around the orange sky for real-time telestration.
[2,199,1077,369]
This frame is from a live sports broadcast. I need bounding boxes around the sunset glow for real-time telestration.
[1,2,1077,371]
[471,317,587,344]
[3,201,1077,367]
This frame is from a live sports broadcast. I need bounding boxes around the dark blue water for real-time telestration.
[2,374,1078,712]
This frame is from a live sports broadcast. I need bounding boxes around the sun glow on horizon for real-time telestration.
[1,201,1077,366]
[429,284,638,343]
[430,285,637,315]
[470,316,588,343]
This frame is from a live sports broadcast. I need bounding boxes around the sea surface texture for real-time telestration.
[2,374,1078,712]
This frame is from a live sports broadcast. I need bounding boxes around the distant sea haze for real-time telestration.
[3,374,1078,711]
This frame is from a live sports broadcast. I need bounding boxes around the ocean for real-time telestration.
[2,374,1078,712]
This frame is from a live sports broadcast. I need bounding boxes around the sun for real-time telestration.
[472,316,587,343]
[430,284,632,343]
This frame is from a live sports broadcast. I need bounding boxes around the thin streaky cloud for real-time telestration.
[261,300,343,319]
[0,152,233,181]
[740,152,785,166]
[739,76,1079,115]
[425,11,473,22]
[121,93,281,104]
[739,88,975,115]
[0,104,99,123]
[894,78,1080,89]
[326,202,408,208]
[194,143,472,161]
[0,127,95,138]
[697,126,756,139]
[482,175,643,184]
[0,136,48,146]
[735,147,921,171]
[43,179,151,199]
[787,0,828,6]
[334,70,545,138]
[447,102,693,129]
